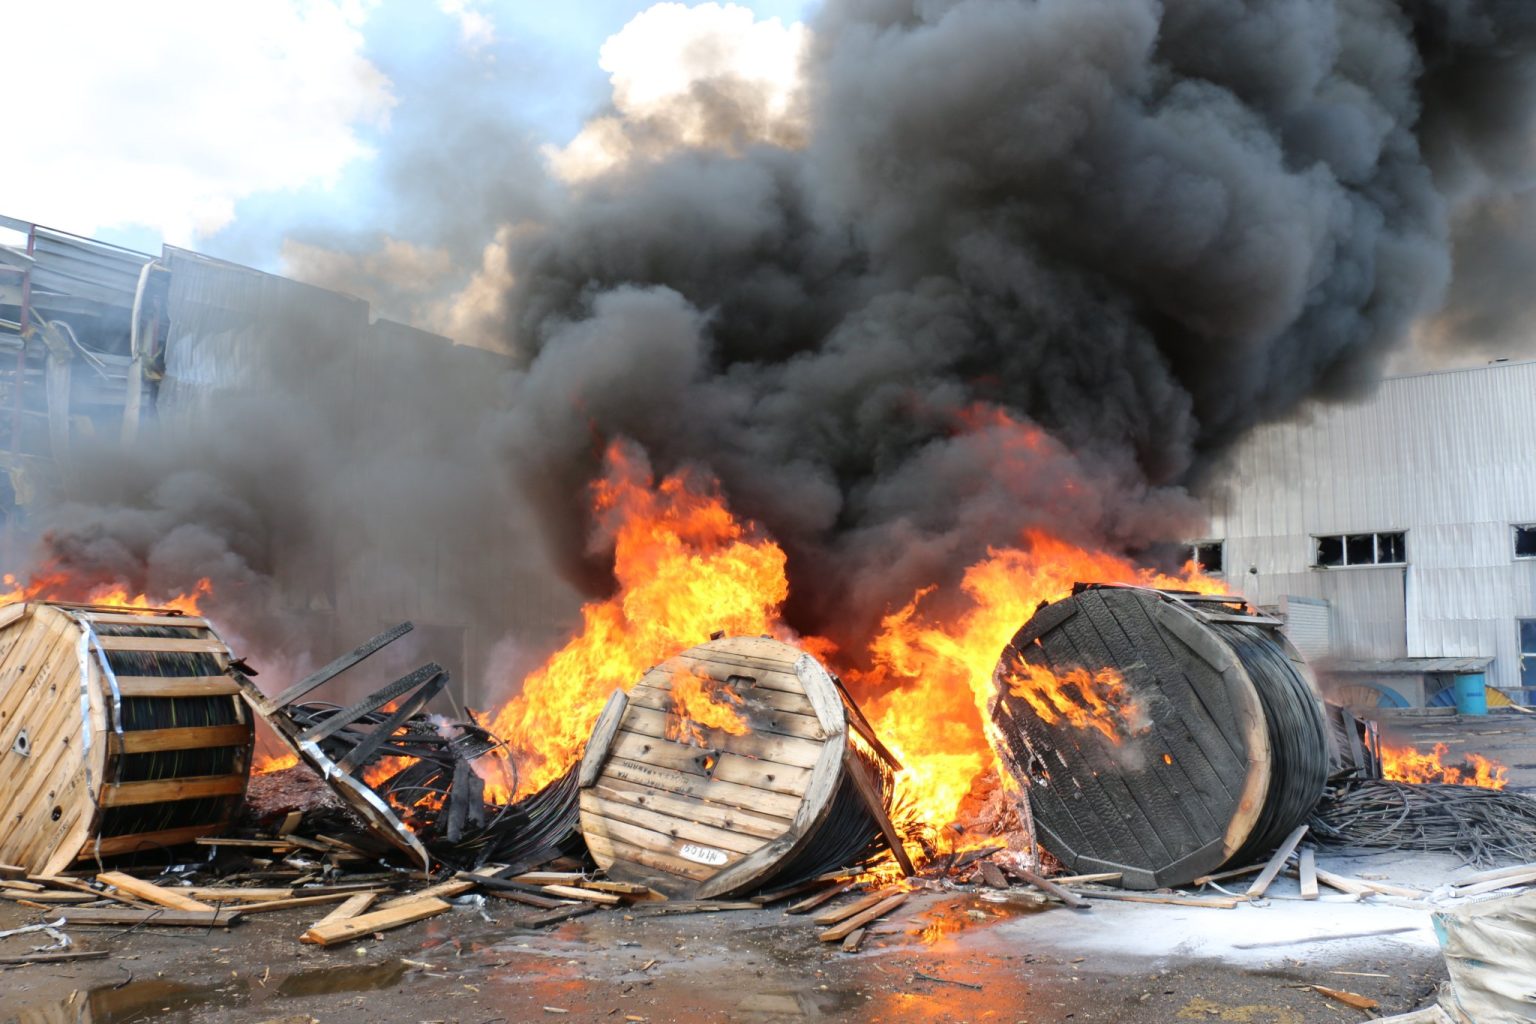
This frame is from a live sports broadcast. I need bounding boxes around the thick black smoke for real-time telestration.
[502,0,1536,650]
[21,0,1536,684]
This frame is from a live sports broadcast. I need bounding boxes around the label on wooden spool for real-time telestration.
[678,843,728,866]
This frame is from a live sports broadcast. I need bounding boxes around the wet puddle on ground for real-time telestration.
[901,892,1052,946]
[7,960,415,1023]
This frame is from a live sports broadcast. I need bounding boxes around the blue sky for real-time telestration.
[6,1,815,267]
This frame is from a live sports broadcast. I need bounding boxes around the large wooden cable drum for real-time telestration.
[987,585,1330,890]
[578,636,900,899]
[0,601,251,874]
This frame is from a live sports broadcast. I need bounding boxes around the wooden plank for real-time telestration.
[269,621,413,709]
[108,723,250,754]
[115,676,239,698]
[786,882,856,914]
[542,884,622,905]
[1191,863,1265,887]
[813,889,894,926]
[301,896,450,946]
[377,880,476,908]
[1453,867,1536,898]
[1006,865,1089,909]
[583,832,715,883]
[1050,872,1123,885]
[841,927,866,952]
[1245,824,1308,899]
[1066,888,1239,909]
[818,892,908,942]
[1299,847,1319,901]
[310,892,377,927]
[95,635,228,654]
[232,892,381,915]
[842,749,914,876]
[97,871,216,912]
[180,887,295,902]
[1451,860,1536,888]
[620,705,823,767]
[75,612,211,628]
[579,689,629,788]
[59,907,241,927]
[584,811,745,872]
[589,779,791,840]
[89,823,226,858]
[631,679,817,720]
[625,684,824,740]
[580,790,768,857]
[99,774,246,807]
[1313,867,1421,899]
[600,757,803,820]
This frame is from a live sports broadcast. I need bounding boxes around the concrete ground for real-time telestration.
[7,712,1533,1024]
[0,854,1456,1024]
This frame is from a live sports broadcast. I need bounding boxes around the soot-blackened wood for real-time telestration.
[268,621,413,710]
[989,587,1268,890]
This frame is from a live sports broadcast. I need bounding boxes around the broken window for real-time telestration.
[1314,532,1406,567]
[1187,541,1224,575]
[1516,525,1536,559]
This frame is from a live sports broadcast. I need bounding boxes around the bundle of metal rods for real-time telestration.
[285,701,580,869]
[1309,779,1536,865]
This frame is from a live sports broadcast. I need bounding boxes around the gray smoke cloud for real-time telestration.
[19,0,1536,686]
[502,0,1536,651]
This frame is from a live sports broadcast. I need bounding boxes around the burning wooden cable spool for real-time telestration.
[578,635,912,899]
[988,585,1331,890]
[0,601,252,874]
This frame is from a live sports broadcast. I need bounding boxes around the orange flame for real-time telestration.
[0,570,211,614]
[1380,742,1508,790]
[666,666,749,747]
[1004,659,1145,745]
[488,441,789,799]
[253,751,299,774]
[846,533,1226,847]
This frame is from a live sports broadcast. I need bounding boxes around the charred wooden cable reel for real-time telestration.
[578,635,911,899]
[0,601,252,874]
[988,585,1331,890]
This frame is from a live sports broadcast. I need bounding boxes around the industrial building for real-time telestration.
[0,214,552,699]
[1200,357,1536,708]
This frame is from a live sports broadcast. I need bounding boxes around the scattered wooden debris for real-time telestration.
[301,896,451,946]
[1065,888,1240,910]
[1310,985,1380,1011]
[1246,825,1309,900]
[1004,865,1089,910]
[819,892,909,941]
[96,871,216,913]
[58,907,241,928]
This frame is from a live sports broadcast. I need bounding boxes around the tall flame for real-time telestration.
[846,533,1226,844]
[488,441,789,799]
[1380,742,1508,790]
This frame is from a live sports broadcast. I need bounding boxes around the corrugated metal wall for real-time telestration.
[1204,359,1536,696]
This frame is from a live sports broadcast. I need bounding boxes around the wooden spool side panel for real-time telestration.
[78,611,249,867]
[0,606,100,873]
[997,589,1263,889]
[582,638,839,897]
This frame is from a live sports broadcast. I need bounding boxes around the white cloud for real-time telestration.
[546,2,808,183]
[439,0,496,50]
[2,1,395,245]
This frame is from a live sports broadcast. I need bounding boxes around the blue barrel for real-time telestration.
[1453,673,1488,716]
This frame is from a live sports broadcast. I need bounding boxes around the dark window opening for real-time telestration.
[1516,525,1536,559]
[1315,531,1405,567]
[1189,541,1223,575]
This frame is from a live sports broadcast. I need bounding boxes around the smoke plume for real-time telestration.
[502,0,1536,650]
[19,0,1536,685]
